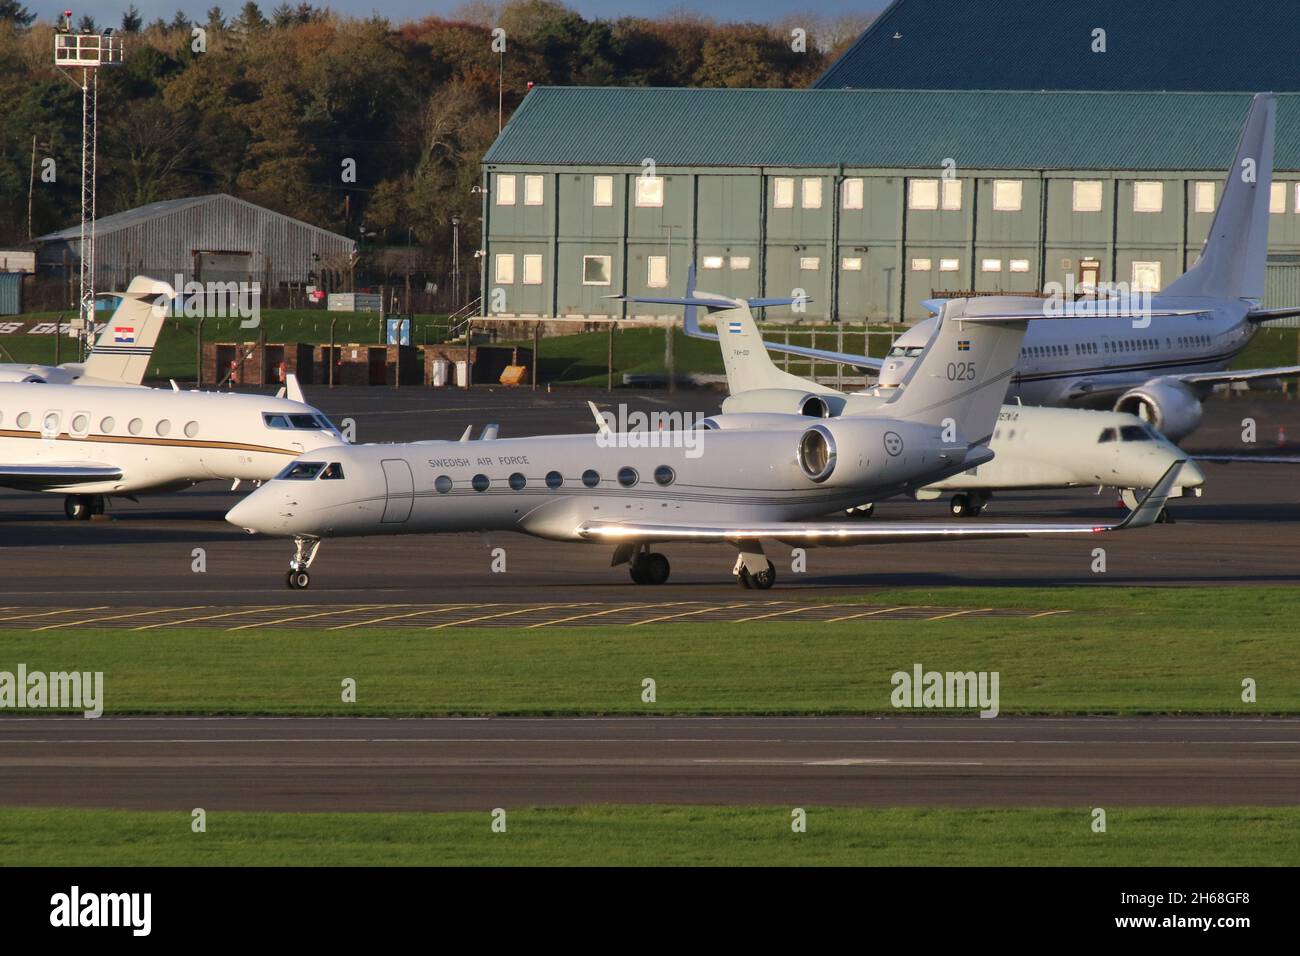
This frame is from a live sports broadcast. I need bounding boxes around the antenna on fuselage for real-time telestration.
[458,425,473,442]
[480,424,499,440]
[587,401,611,435]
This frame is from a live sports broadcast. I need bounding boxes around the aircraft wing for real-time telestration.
[1194,453,1300,464]
[1174,365,1300,386]
[577,462,1183,545]
[1247,307,1300,324]
[0,463,123,491]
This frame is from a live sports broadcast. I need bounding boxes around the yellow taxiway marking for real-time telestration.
[925,608,992,622]
[430,603,590,629]
[228,606,389,631]
[1029,609,1072,619]
[133,606,306,630]
[0,606,110,622]
[528,603,677,628]
[824,605,911,623]
[34,606,208,631]
[630,603,749,626]
[327,604,481,630]
[734,604,841,624]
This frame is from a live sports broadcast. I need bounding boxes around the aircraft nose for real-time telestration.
[1178,458,1206,488]
[226,490,278,533]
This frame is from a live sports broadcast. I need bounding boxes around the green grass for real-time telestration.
[0,587,1293,716]
[0,310,452,380]
[0,805,1294,866]
[1235,325,1300,370]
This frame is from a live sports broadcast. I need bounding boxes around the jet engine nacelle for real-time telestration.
[0,369,47,383]
[795,417,955,489]
[1113,379,1203,442]
[720,388,846,419]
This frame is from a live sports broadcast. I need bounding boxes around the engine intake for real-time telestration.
[797,425,837,482]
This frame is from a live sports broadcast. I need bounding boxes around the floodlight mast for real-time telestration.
[54,23,123,359]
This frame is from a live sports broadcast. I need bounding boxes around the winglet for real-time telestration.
[458,425,473,442]
[587,401,611,435]
[1109,460,1186,530]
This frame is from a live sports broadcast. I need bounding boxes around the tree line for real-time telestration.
[0,0,869,279]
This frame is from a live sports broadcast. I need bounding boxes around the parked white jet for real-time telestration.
[0,276,172,386]
[226,298,1184,589]
[0,373,343,519]
[656,277,1204,517]
[681,93,1300,443]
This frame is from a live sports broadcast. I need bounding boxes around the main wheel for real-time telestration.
[642,552,670,585]
[286,570,310,589]
[968,501,984,517]
[64,495,92,521]
[738,560,776,590]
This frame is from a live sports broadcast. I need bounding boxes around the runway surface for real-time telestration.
[0,388,1296,606]
[0,601,1066,630]
[1,715,1296,811]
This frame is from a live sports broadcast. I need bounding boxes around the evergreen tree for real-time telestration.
[121,5,143,32]
[0,0,35,28]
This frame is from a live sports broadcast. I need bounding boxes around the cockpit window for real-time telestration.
[1098,428,1117,443]
[320,462,345,480]
[1120,425,1152,442]
[264,413,291,429]
[264,412,337,432]
[887,345,926,358]
[290,413,323,429]
[277,461,324,480]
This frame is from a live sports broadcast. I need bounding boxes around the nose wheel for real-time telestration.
[285,536,321,589]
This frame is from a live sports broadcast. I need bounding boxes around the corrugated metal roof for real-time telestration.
[817,0,1300,92]
[35,194,349,245]
[483,88,1300,171]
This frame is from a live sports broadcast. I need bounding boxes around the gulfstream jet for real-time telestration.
[0,276,173,386]
[225,299,1183,590]
[0,373,343,519]
[681,93,1300,442]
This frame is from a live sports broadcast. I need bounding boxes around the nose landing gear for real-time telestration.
[285,536,321,589]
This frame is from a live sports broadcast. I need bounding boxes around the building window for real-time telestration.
[842,178,864,210]
[1295,183,1300,212]
[522,254,542,285]
[702,255,724,269]
[635,175,663,207]
[647,255,668,288]
[729,256,751,270]
[910,258,932,271]
[992,180,1022,211]
[494,253,514,285]
[523,174,544,206]
[496,174,516,205]
[1194,181,1216,213]
[773,177,795,208]
[593,175,613,207]
[1133,181,1163,213]
[801,178,823,209]
[1072,180,1103,212]
[841,256,863,271]
[1270,182,1287,214]
[941,179,962,210]
[582,255,611,285]
[909,179,939,210]
[981,258,1002,272]
[1009,259,1030,273]
[939,258,960,272]
[1131,261,1161,292]
[799,257,821,271]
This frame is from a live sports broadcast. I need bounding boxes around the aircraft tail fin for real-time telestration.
[1163,93,1275,301]
[712,301,838,394]
[884,298,1026,442]
[81,276,175,385]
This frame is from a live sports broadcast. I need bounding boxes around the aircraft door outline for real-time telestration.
[380,458,414,523]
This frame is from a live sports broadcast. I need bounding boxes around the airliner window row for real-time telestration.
[429,465,678,493]
[1020,335,1212,359]
[0,411,202,438]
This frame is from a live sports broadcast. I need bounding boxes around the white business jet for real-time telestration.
[0,276,172,385]
[226,297,1183,589]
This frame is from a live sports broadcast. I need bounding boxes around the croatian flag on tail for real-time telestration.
[727,321,743,334]
[114,326,136,344]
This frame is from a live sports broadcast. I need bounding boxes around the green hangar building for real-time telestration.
[479,0,1300,324]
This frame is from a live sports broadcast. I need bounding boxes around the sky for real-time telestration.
[39,1,879,27]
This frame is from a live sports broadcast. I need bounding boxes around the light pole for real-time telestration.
[451,217,460,309]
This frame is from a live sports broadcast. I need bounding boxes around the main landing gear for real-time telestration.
[949,492,989,518]
[629,550,671,585]
[733,546,776,590]
[611,542,775,590]
[63,494,104,520]
[285,535,321,589]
